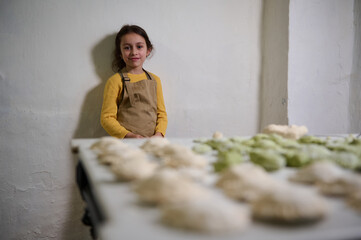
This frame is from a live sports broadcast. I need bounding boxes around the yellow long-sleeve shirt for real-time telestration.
[100,71,168,138]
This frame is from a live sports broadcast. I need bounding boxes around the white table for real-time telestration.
[72,138,361,240]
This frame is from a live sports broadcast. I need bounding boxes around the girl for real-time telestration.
[100,25,167,138]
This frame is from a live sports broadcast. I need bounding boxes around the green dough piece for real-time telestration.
[330,151,361,170]
[213,149,244,172]
[284,144,331,167]
[298,135,326,145]
[249,149,286,171]
[192,144,213,154]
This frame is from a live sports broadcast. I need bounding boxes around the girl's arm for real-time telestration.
[153,74,168,137]
[100,74,130,138]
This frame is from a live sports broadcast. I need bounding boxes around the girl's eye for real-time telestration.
[123,46,130,50]
[137,46,143,49]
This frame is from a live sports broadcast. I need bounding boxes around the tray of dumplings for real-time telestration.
[79,125,361,240]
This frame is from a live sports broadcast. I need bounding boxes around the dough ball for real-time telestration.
[140,137,170,157]
[133,169,209,205]
[317,173,361,196]
[90,136,129,155]
[215,163,280,202]
[110,157,158,181]
[161,194,250,233]
[212,131,224,139]
[252,186,329,223]
[262,124,308,140]
[160,144,208,169]
[98,148,146,165]
[289,161,346,184]
[192,143,213,154]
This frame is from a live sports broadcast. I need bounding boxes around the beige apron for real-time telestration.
[117,70,157,137]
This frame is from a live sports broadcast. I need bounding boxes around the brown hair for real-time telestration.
[112,24,153,72]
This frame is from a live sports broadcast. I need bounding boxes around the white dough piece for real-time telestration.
[110,157,158,181]
[161,194,250,233]
[140,137,170,157]
[215,163,281,202]
[212,131,224,139]
[252,186,329,223]
[133,168,210,205]
[98,148,147,165]
[262,124,308,140]
[90,136,129,155]
[289,161,346,184]
[160,144,208,169]
[317,173,361,196]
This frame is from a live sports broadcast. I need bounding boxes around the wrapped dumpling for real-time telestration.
[252,186,329,223]
[98,147,146,165]
[160,144,208,169]
[140,137,170,157]
[249,149,286,171]
[317,173,361,196]
[133,169,209,205]
[90,136,129,156]
[161,194,250,233]
[289,161,346,184]
[215,163,280,202]
[262,124,308,140]
[110,157,158,181]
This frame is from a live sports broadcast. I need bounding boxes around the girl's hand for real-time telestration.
[151,132,164,138]
[125,132,144,138]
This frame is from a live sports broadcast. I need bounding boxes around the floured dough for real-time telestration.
[98,148,147,165]
[262,124,308,140]
[252,186,328,223]
[289,161,346,184]
[160,144,208,169]
[140,137,170,157]
[213,131,224,139]
[90,136,129,155]
[110,157,158,181]
[161,194,250,233]
[133,168,209,205]
[215,163,280,202]
[317,173,361,196]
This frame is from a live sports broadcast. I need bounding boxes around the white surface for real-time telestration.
[73,138,361,240]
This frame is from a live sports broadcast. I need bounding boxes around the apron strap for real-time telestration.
[143,69,155,81]
[119,70,154,106]
[120,72,136,106]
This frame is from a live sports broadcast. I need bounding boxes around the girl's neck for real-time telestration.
[125,66,144,74]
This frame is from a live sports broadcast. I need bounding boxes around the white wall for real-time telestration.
[288,0,355,134]
[0,0,262,239]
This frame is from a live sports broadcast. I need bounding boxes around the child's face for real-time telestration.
[120,33,151,72]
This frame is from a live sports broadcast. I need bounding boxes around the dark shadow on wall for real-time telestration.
[73,33,117,138]
[63,33,117,240]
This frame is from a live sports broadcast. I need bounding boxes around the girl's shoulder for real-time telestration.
[108,72,122,82]
[146,71,161,81]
